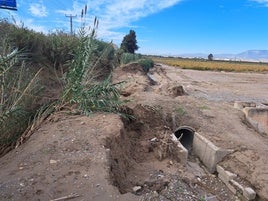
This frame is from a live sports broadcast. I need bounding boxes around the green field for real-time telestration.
[151,56,268,72]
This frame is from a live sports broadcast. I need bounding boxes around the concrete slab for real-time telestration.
[243,107,268,134]
[234,101,256,110]
[243,187,256,201]
[193,132,233,173]
[217,165,237,185]
[170,134,188,165]
[216,166,257,201]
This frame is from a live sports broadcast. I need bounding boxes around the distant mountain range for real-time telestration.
[177,50,268,62]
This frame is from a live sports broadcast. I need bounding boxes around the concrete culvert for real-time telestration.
[174,126,195,151]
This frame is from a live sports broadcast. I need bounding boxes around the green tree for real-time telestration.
[120,30,139,53]
[208,53,213,61]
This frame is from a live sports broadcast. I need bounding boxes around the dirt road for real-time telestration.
[162,64,268,103]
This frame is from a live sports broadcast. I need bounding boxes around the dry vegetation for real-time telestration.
[0,15,154,157]
[151,56,268,72]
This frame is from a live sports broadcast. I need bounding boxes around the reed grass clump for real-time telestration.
[60,18,121,115]
[0,42,43,154]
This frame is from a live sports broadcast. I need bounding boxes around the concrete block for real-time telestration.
[234,101,244,110]
[193,132,233,173]
[234,101,256,110]
[206,196,217,201]
[226,182,237,194]
[230,179,243,194]
[243,107,268,134]
[169,134,188,165]
[216,165,237,185]
[216,165,256,201]
[243,187,256,201]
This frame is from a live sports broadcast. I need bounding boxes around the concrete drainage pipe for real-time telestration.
[174,126,195,151]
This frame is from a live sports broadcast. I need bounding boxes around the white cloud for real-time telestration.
[250,0,268,6]
[29,2,48,17]
[23,18,48,33]
[3,0,182,40]
[56,0,182,43]
[7,13,48,33]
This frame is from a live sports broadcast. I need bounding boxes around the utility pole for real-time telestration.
[65,14,77,35]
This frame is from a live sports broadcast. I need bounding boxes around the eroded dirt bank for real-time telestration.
[0,113,139,201]
[0,63,267,201]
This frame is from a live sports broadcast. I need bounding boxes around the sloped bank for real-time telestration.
[105,104,237,200]
[106,104,179,194]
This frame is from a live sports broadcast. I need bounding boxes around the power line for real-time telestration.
[65,14,77,35]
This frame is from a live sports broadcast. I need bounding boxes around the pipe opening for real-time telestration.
[174,126,195,151]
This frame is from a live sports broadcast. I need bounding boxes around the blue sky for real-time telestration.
[0,0,268,55]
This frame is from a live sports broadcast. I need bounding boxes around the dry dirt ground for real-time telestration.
[0,63,267,201]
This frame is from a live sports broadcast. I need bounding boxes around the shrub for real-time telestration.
[0,19,78,70]
[138,58,154,72]
[114,48,124,66]
[120,53,141,65]
[44,31,78,70]
[87,39,116,79]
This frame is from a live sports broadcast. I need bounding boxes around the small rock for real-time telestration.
[152,191,159,196]
[169,85,187,97]
[133,186,142,192]
[19,183,25,187]
[150,137,157,142]
[80,121,85,125]
[49,159,57,164]
[169,160,173,165]
[243,187,256,200]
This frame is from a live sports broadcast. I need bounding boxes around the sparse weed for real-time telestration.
[175,107,187,116]
[200,197,206,201]
[199,105,210,110]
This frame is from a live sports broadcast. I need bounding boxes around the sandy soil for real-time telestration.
[0,63,267,201]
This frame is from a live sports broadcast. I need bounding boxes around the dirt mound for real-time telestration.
[120,63,146,74]
[168,85,187,97]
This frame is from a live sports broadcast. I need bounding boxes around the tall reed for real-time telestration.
[0,42,42,154]
[61,17,121,115]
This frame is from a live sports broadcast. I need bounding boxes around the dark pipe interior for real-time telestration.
[174,128,194,151]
